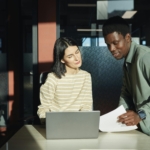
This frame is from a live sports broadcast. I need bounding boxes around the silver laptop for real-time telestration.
[46,111,100,139]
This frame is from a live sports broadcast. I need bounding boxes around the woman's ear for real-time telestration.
[61,59,65,63]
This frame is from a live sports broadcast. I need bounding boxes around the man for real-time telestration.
[102,16,150,135]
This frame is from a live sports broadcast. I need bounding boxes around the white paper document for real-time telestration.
[99,105,138,132]
[80,149,137,150]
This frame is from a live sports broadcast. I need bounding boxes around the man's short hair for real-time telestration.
[102,16,130,37]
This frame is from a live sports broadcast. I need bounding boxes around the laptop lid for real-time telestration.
[46,111,100,139]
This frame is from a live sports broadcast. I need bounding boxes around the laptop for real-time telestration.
[46,111,100,139]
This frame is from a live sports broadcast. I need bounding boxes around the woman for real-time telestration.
[37,37,93,120]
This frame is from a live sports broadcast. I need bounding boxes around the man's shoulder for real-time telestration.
[134,42,150,54]
[131,42,150,59]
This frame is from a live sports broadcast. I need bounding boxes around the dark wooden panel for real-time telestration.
[0,54,8,127]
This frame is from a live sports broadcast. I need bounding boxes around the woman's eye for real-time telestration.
[68,55,72,58]
[76,50,80,54]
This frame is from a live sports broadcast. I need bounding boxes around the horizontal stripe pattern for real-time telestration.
[37,70,93,118]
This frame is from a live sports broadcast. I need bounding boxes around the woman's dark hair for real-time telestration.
[52,37,79,78]
[102,16,130,37]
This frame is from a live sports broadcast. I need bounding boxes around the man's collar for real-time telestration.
[125,41,137,63]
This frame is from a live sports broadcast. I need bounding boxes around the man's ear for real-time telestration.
[125,33,131,42]
[61,59,65,63]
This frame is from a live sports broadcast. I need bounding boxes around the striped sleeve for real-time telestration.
[37,73,57,118]
[80,72,93,111]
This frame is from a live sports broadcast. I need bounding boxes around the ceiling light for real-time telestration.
[68,4,96,7]
[77,29,102,32]
[122,11,137,19]
[60,29,65,33]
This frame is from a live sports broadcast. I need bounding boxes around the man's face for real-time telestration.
[104,32,131,60]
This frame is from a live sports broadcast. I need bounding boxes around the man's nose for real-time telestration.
[109,45,116,52]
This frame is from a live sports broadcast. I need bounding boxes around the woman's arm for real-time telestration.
[37,73,56,118]
[80,73,93,111]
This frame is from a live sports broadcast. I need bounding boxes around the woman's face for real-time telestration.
[61,46,82,71]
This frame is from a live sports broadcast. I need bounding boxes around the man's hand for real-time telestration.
[118,110,141,126]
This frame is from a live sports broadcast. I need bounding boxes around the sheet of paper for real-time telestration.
[80,149,137,150]
[99,105,137,132]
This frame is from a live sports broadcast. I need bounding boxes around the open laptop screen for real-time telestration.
[46,111,100,139]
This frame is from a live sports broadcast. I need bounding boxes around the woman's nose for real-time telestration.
[74,55,79,60]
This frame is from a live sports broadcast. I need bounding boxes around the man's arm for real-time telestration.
[119,53,150,135]
[119,69,134,110]
[137,53,150,135]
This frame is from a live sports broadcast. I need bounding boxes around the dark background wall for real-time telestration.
[80,46,124,115]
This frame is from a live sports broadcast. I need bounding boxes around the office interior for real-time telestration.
[0,0,150,147]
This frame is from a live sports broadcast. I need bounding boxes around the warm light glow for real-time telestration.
[38,22,56,63]
[8,71,14,116]
[122,11,137,18]
[9,71,14,95]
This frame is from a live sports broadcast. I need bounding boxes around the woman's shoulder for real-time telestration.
[79,69,91,76]
[46,72,59,81]
[42,72,59,86]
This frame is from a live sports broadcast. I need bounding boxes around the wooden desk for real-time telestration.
[1,125,150,150]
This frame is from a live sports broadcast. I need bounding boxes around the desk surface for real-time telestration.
[1,125,150,150]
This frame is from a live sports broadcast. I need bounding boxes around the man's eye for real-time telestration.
[107,44,110,48]
[114,42,119,45]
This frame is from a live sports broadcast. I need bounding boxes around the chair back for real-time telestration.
[39,72,50,85]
